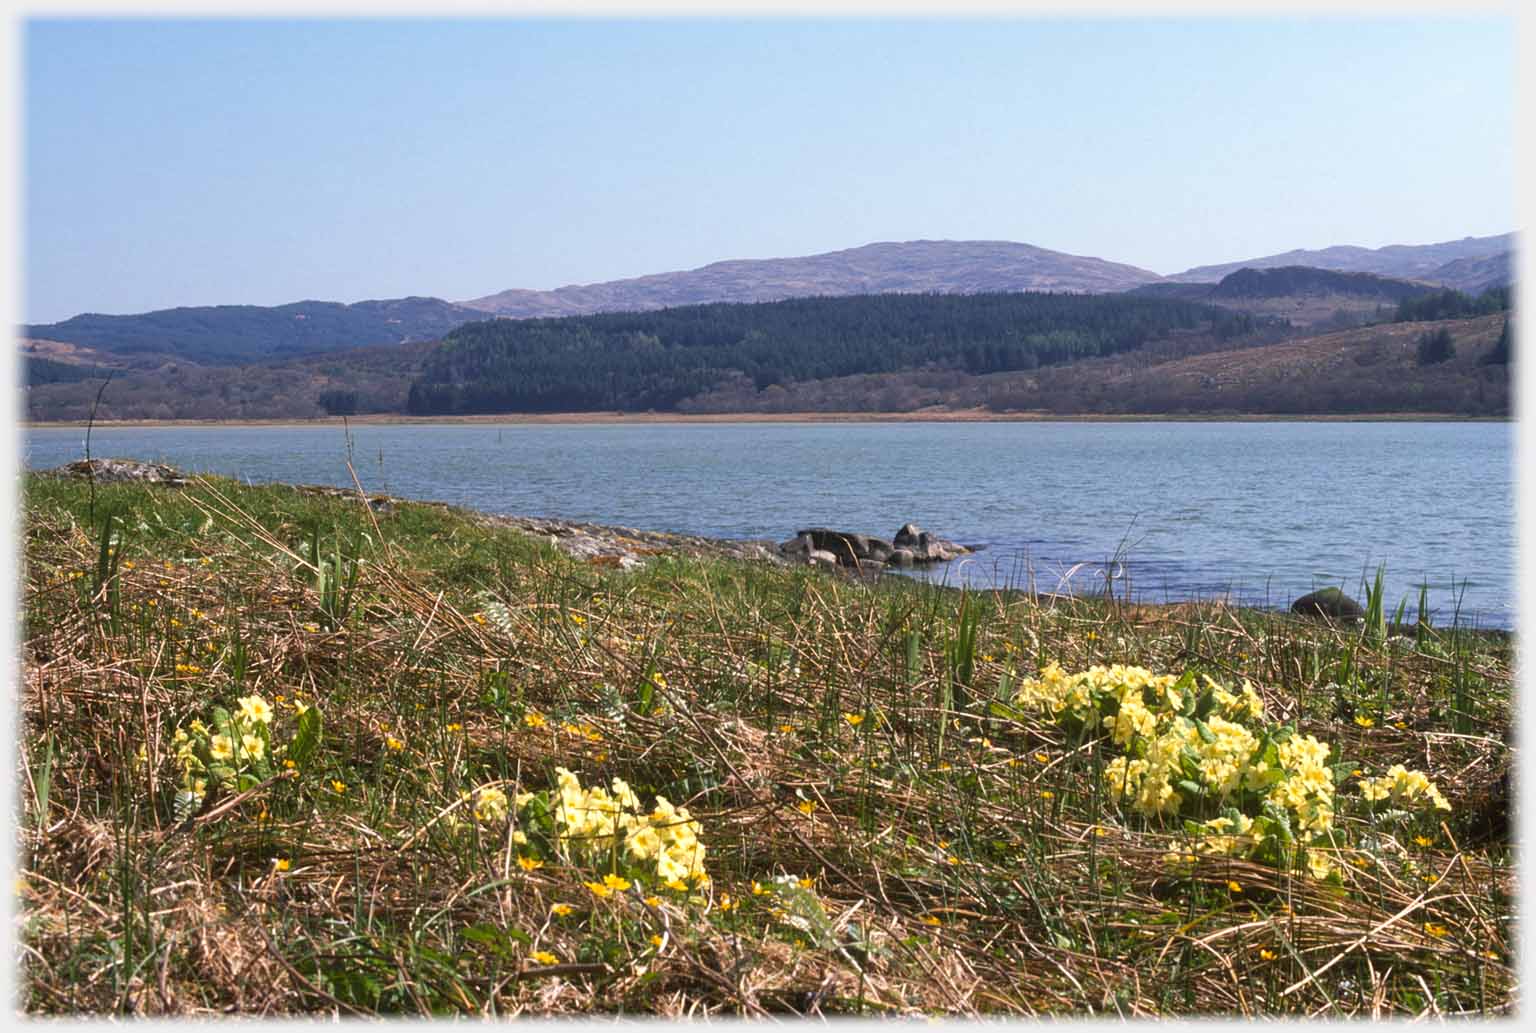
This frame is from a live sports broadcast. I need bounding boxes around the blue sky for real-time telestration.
[21,15,1517,322]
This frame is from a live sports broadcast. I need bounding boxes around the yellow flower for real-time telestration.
[1226,880,1241,893]
[238,695,274,725]
[664,878,689,892]
[517,855,543,871]
[843,713,864,726]
[1040,790,1054,800]
[551,903,574,917]
[643,895,662,907]
[240,733,265,760]
[920,915,942,927]
[331,779,348,795]
[473,787,508,822]
[386,736,404,752]
[649,934,664,948]
[1414,834,1433,847]
[530,950,558,965]
[1034,752,1049,764]
[209,734,234,761]
[718,894,738,912]
[585,881,611,899]
[273,858,291,872]
[1423,922,1448,938]
[798,877,814,889]
[751,881,769,896]
[1258,948,1277,961]
[602,873,631,892]
[778,724,794,734]
[796,800,817,815]
[522,710,547,729]
[570,613,586,625]
[1354,715,1375,728]
[446,723,462,732]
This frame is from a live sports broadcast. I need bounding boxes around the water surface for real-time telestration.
[24,420,1515,628]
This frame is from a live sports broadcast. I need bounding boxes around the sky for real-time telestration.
[19,13,1520,322]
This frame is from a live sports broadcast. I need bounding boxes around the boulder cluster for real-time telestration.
[778,523,970,572]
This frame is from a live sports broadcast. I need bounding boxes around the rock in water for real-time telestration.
[1291,588,1365,621]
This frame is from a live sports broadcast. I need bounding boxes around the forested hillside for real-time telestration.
[24,296,482,365]
[407,291,1251,414]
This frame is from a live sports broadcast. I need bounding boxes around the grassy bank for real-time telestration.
[18,472,1515,1016]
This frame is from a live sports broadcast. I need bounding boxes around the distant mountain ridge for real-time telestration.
[22,233,1514,366]
[458,240,1165,317]
[1169,233,1514,291]
[25,296,483,365]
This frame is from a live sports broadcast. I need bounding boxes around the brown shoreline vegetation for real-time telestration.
[26,408,1508,430]
[18,467,1515,1017]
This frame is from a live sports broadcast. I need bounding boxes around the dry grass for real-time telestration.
[17,472,1515,1016]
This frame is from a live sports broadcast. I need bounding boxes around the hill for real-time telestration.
[1128,266,1441,329]
[1168,233,1514,289]
[458,240,1166,317]
[22,296,484,365]
[406,290,1235,415]
[676,313,1510,417]
[1207,266,1434,302]
[25,299,1509,423]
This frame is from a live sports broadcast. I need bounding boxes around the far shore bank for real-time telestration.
[23,408,1509,430]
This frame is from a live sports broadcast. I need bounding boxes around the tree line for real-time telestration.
[1395,286,1510,323]
[406,292,1255,414]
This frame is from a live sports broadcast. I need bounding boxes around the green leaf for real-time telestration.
[987,700,1027,722]
[1192,683,1217,721]
[32,735,53,832]
[173,789,201,823]
[288,705,323,770]
[462,924,515,958]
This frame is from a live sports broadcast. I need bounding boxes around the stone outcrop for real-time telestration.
[778,523,969,572]
[1290,588,1365,622]
[57,458,188,486]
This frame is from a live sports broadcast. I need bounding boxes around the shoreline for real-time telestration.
[23,408,1509,430]
[39,460,1516,634]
